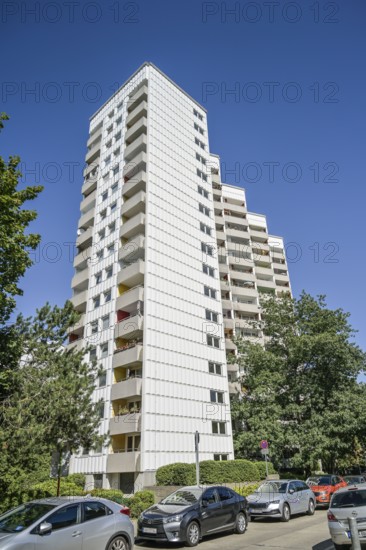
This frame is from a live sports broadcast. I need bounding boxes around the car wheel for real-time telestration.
[281,504,290,522]
[334,545,348,550]
[234,511,247,534]
[107,536,130,550]
[307,499,315,516]
[185,521,200,547]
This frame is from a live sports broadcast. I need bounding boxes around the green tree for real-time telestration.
[0,113,43,323]
[231,292,366,474]
[0,302,104,511]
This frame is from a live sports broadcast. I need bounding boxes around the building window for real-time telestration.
[106,140,112,149]
[110,202,117,213]
[97,401,105,419]
[195,137,205,150]
[104,290,111,303]
[100,342,108,358]
[93,296,100,309]
[114,131,121,141]
[196,152,206,164]
[107,243,115,256]
[111,182,118,194]
[207,334,220,348]
[105,266,113,279]
[193,108,203,121]
[198,184,209,198]
[95,272,102,285]
[204,286,216,299]
[200,222,211,236]
[89,347,97,362]
[116,116,122,125]
[100,209,107,221]
[90,320,99,335]
[194,122,204,135]
[201,242,213,257]
[212,421,226,434]
[112,164,119,176]
[108,109,114,119]
[209,361,222,375]
[96,248,104,260]
[104,155,111,166]
[117,101,123,111]
[214,454,228,461]
[113,147,120,158]
[197,169,207,183]
[102,315,110,330]
[101,191,108,202]
[108,221,116,234]
[98,370,107,387]
[98,228,105,241]
[199,203,210,217]
[206,309,218,323]
[107,125,113,135]
[203,264,215,277]
[93,474,103,488]
[210,390,224,403]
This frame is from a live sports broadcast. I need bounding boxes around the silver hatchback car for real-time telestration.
[328,482,366,549]
[247,480,316,522]
[0,496,134,550]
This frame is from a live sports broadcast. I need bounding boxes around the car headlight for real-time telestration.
[163,514,183,524]
[139,513,145,521]
[269,500,281,505]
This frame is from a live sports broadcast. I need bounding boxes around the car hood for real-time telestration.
[247,492,285,503]
[0,532,16,545]
[310,485,331,492]
[143,503,194,518]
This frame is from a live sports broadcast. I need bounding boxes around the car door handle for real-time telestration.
[72,531,82,537]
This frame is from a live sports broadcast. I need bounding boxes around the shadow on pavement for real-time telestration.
[312,539,333,550]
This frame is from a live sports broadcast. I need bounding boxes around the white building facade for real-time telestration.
[68,63,291,492]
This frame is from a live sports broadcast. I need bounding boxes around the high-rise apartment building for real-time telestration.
[67,63,291,492]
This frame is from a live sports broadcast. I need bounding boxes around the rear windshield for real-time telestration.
[0,503,56,533]
[307,476,331,486]
[332,490,366,508]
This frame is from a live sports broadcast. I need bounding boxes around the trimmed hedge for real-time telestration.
[156,460,261,485]
[129,490,155,517]
[253,461,276,479]
[156,462,195,486]
[89,488,126,505]
[28,480,85,499]
[234,483,261,497]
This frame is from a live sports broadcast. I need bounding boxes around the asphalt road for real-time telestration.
[136,509,336,550]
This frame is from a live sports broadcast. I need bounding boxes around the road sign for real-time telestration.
[261,448,269,456]
[260,440,268,449]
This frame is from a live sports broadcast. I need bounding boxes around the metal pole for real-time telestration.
[348,517,361,550]
[195,431,200,486]
[265,454,269,478]
[56,451,61,497]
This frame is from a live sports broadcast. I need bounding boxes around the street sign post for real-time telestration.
[195,431,200,485]
[260,441,269,478]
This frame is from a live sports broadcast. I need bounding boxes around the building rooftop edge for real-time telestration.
[90,62,207,121]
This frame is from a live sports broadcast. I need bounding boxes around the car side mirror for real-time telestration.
[201,499,208,508]
[39,522,52,536]
[288,489,295,495]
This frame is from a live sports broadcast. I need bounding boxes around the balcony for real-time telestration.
[118,235,145,264]
[126,100,148,128]
[224,318,234,330]
[127,84,148,114]
[125,116,147,145]
[66,338,84,353]
[76,226,93,250]
[272,251,286,261]
[114,312,143,340]
[222,299,232,310]
[254,255,271,267]
[218,264,229,275]
[232,301,260,314]
[124,134,147,163]
[121,191,146,220]
[222,202,247,216]
[231,286,258,299]
[213,200,223,211]
[117,260,145,288]
[109,413,141,436]
[226,227,249,241]
[220,279,230,291]
[229,381,241,395]
[70,290,88,313]
[106,451,141,473]
[250,228,268,243]
[85,141,101,165]
[123,151,147,180]
[216,230,225,244]
[123,170,147,199]
[229,270,255,282]
[227,362,238,373]
[111,377,142,401]
[67,313,85,337]
[257,278,276,290]
[255,265,273,277]
[71,267,89,291]
[87,124,102,147]
[116,285,144,313]
[74,248,90,270]
[78,208,94,229]
[225,339,237,351]
[82,175,98,196]
[113,344,143,369]
[83,162,99,180]
[275,274,289,284]
[80,190,96,214]
[119,213,145,240]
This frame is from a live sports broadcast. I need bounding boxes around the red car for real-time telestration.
[306,475,347,507]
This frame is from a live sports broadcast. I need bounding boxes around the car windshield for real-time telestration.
[0,503,56,533]
[332,490,366,508]
[307,476,331,486]
[160,489,202,506]
[345,477,363,484]
[257,482,288,494]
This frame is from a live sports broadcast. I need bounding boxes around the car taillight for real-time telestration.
[327,511,337,522]
[120,507,131,517]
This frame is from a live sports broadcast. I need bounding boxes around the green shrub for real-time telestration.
[67,474,86,488]
[156,463,195,486]
[234,483,261,497]
[253,461,276,479]
[29,480,85,499]
[200,460,260,484]
[89,488,125,505]
[129,490,155,518]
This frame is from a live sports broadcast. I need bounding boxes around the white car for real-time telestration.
[0,496,134,550]
[328,482,366,549]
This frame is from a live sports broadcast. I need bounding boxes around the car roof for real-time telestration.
[30,496,110,506]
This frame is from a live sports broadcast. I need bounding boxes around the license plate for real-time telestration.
[347,531,351,539]
[143,527,157,534]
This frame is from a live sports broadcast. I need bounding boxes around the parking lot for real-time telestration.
[136,509,335,550]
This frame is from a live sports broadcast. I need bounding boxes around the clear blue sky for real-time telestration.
[1,0,365,353]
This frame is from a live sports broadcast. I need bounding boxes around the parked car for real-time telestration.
[343,475,366,485]
[0,496,134,550]
[137,485,249,546]
[328,482,366,549]
[247,480,315,522]
[306,475,347,507]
